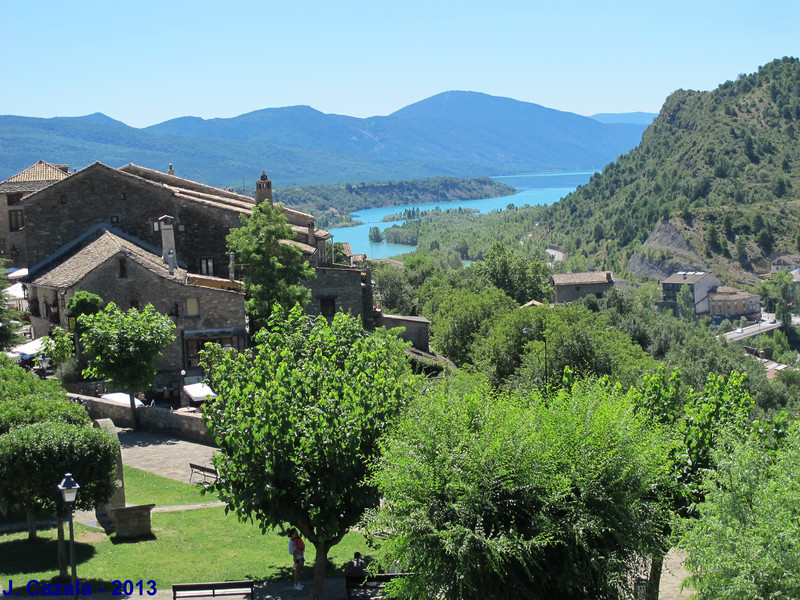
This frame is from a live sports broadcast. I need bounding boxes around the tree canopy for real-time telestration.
[365,377,672,600]
[200,304,417,600]
[79,303,175,426]
[226,202,315,330]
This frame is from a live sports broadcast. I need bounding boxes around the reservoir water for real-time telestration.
[328,171,594,259]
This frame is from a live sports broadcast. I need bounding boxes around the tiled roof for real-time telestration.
[0,160,70,192]
[340,242,353,256]
[31,230,183,289]
[551,271,613,286]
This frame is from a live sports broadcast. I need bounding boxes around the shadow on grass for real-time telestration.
[109,532,157,544]
[257,552,380,583]
[0,536,97,576]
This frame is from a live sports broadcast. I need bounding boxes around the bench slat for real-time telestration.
[172,580,253,600]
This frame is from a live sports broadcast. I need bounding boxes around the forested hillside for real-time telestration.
[530,57,800,285]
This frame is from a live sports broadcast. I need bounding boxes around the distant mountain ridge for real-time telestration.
[0,92,648,187]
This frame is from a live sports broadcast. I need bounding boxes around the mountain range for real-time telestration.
[0,92,652,188]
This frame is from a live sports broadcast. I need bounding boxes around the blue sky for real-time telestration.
[2,1,797,128]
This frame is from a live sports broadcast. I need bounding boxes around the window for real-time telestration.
[110,215,120,224]
[120,192,127,201]
[185,298,200,318]
[119,258,127,278]
[152,220,160,232]
[320,296,336,318]
[7,193,23,206]
[60,194,67,204]
[130,299,139,309]
[200,258,214,277]
[8,210,23,232]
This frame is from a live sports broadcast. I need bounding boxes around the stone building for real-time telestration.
[549,271,614,304]
[20,162,331,275]
[0,161,71,267]
[24,227,246,375]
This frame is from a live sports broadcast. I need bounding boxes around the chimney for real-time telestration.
[158,215,176,265]
[168,163,174,176]
[167,250,176,276]
[229,252,235,281]
[255,170,273,205]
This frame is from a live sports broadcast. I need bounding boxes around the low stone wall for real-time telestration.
[110,504,155,539]
[70,394,215,445]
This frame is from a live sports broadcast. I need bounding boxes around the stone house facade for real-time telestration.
[25,229,246,376]
[20,162,331,276]
[550,271,614,304]
[0,161,71,267]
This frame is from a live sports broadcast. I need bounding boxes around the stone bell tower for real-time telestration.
[255,170,273,205]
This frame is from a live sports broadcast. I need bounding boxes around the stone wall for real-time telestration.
[376,313,430,352]
[306,264,373,326]
[554,281,614,304]
[22,163,244,275]
[75,395,215,445]
[0,192,28,267]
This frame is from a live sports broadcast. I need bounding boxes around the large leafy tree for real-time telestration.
[200,304,417,600]
[227,202,315,331]
[0,421,119,576]
[473,242,551,304]
[365,377,672,600]
[79,303,175,427]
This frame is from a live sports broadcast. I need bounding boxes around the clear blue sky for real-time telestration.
[2,1,797,128]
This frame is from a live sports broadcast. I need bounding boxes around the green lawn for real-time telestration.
[1,470,373,590]
[122,466,206,506]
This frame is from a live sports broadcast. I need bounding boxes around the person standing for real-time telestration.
[288,528,305,591]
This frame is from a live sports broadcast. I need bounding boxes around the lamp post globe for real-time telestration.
[57,474,79,598]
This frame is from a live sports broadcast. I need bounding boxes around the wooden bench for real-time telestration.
[345,573,410,598]
[172,580,254,600]
[189,462,218,484]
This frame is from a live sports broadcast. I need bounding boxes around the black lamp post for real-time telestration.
[57,473,80,598]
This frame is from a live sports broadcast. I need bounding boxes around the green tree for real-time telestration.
[66,290,104,328]
[0,421,119,576]
[474,242,551,304]
[200,305,417,600]
[677,283,695,320]
[227,202,315,331]
[682,427,800,599]
[365,379,672,600]
[368,226,383,242]
[79,303,175,427]
[429,287,517,366]
[40,326,75,380]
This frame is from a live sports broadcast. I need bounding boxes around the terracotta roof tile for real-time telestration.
[0,161,70,192]
[551,271,613,286]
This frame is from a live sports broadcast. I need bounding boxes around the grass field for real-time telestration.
[0,468,372,590]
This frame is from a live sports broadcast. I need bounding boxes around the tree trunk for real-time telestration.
[56,518,68,578]
[646,551,665,600]
[26,510,37,541]
[312,542,329,600]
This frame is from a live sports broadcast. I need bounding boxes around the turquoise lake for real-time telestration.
[328,171,595,259]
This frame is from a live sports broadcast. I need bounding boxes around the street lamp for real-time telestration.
[57,474,80,598]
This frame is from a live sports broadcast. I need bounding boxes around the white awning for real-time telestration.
[101,392,145,407]
[184,382,217,402]
[12,337,43,357]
